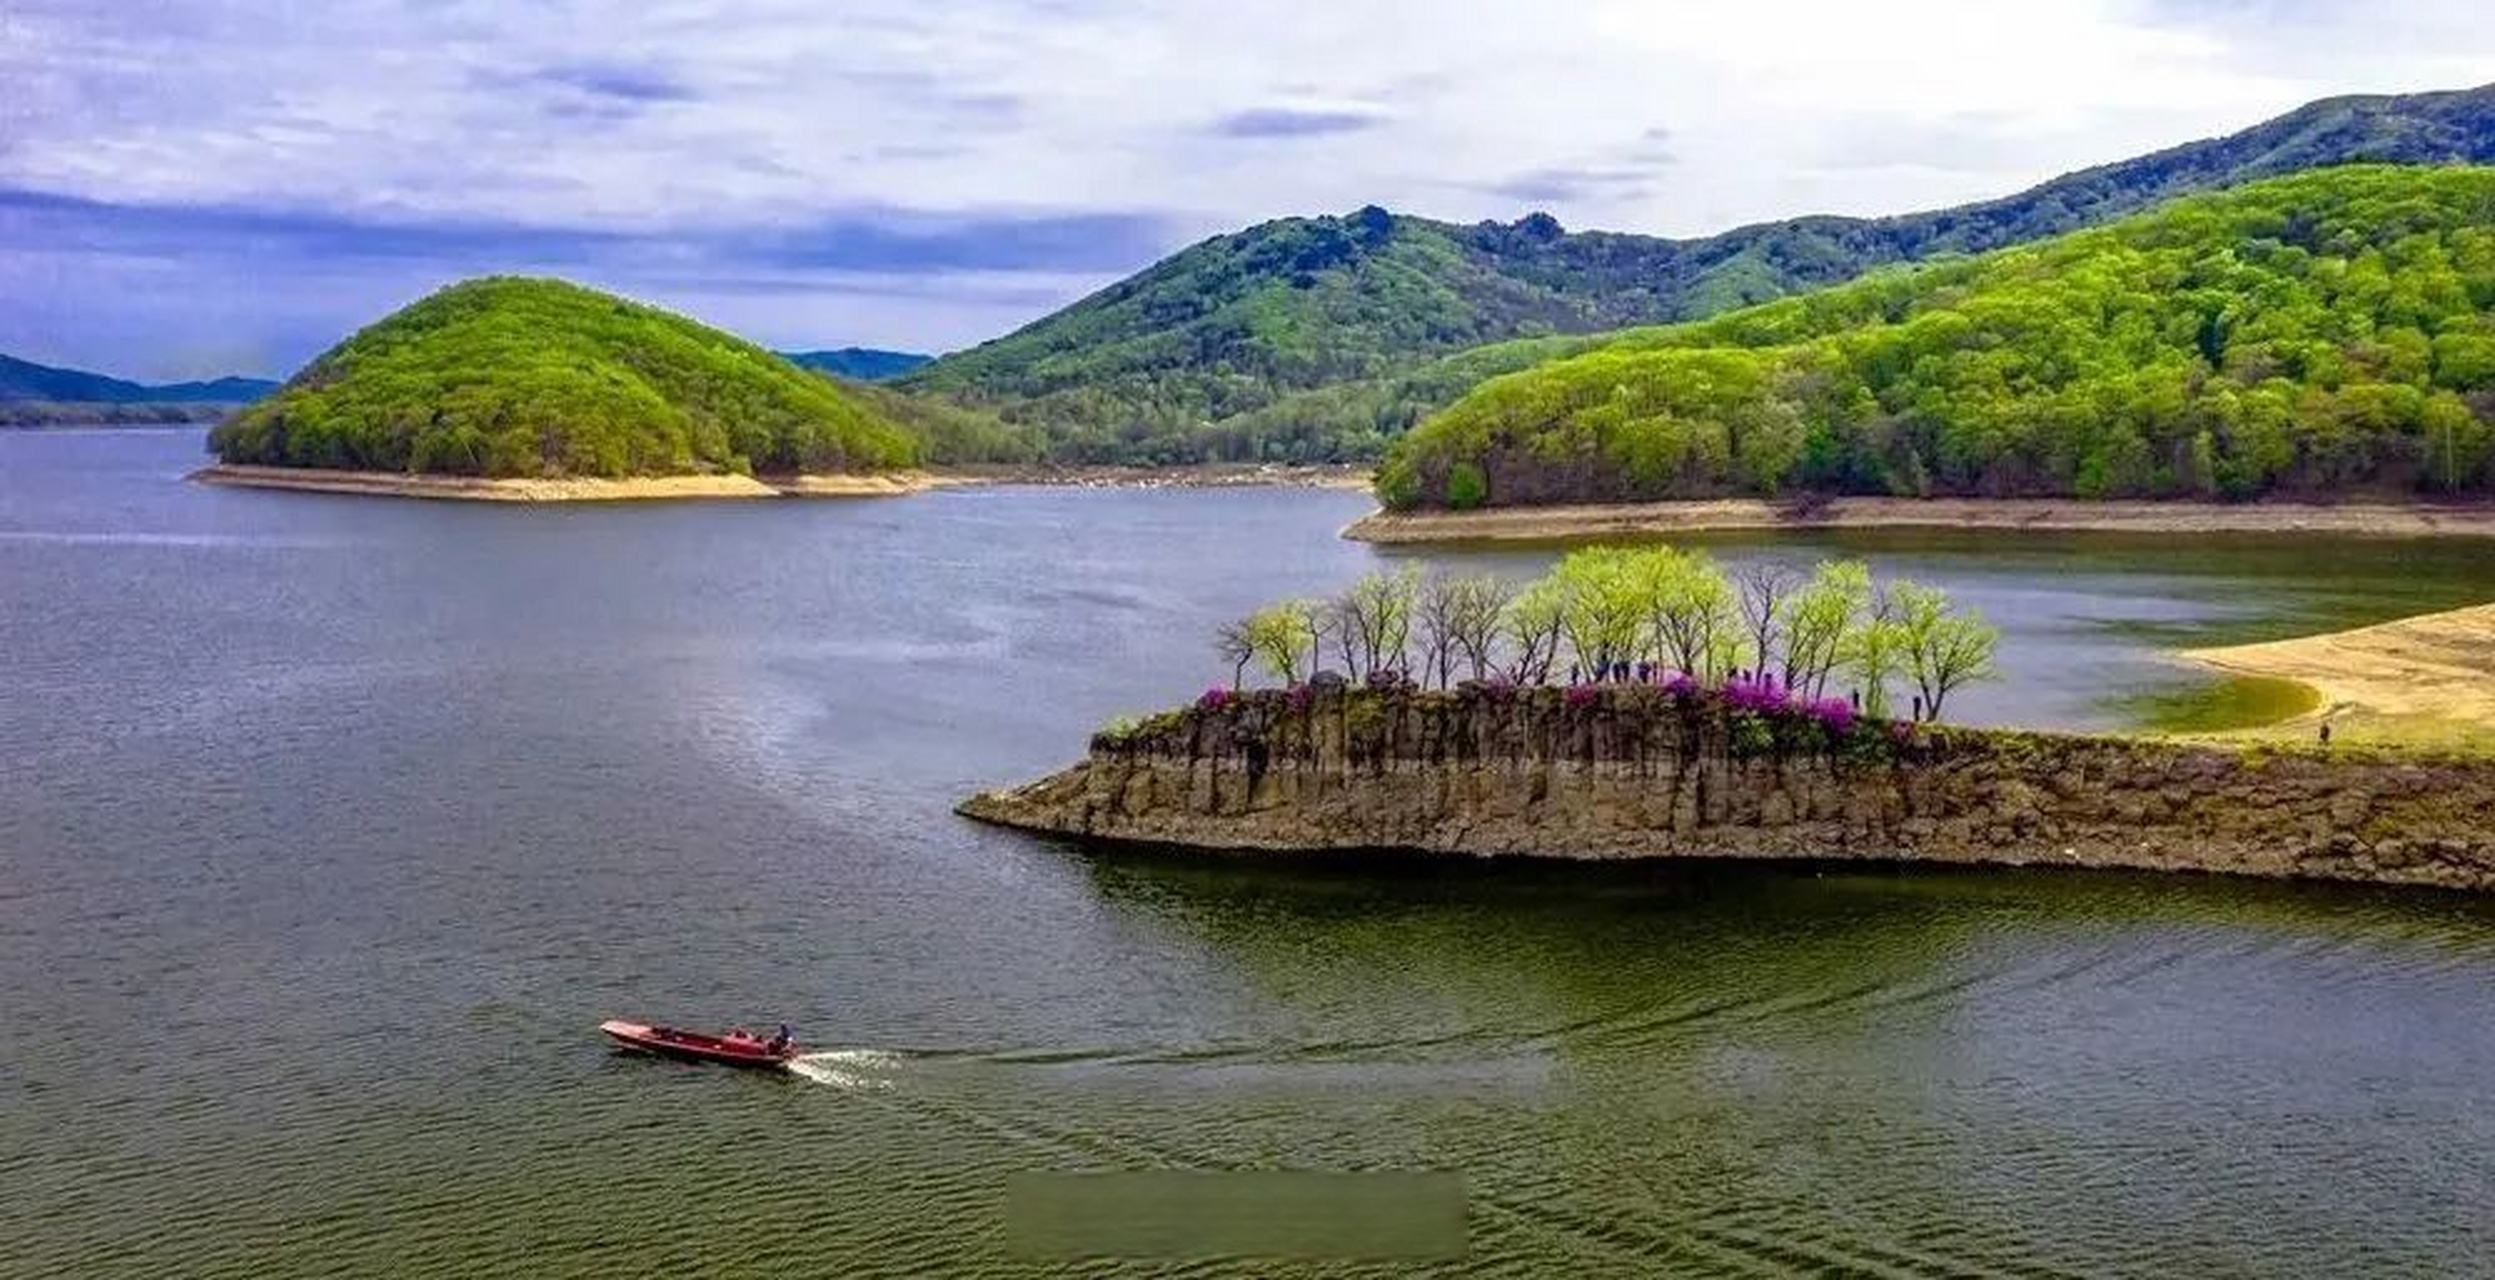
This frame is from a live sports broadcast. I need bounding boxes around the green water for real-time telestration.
[2115,673,2326,733]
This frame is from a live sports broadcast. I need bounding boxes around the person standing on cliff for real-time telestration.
[2319,720,2332,747]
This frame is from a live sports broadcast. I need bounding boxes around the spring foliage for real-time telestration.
[1379,166,2495,508]
[211,277,918,478]
[1220,549,1998,722]
[905,87,2495,466]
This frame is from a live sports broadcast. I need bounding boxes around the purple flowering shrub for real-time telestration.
[1721,673,1793,715]
[1563,683,1601,708]
[1198,687,1232,710]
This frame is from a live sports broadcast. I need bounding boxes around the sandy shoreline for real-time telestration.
[937,462,1372,491]
[1343,496,2495,543]
[191,462,1369,502]
[2185,602,2495,751]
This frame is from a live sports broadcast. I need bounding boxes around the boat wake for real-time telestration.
[784,1049,904,1090]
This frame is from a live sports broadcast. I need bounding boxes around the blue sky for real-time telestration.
[2,0,2487,380]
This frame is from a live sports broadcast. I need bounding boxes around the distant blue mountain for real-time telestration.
[0,352,277,404]
[778,347,935,382]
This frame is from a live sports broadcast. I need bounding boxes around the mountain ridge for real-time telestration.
[897,82,2495,465]
[0,352,276,404]
[779,348,934,382]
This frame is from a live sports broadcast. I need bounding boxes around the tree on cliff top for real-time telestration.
[1217,551,1997,722]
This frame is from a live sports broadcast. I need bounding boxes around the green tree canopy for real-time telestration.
[1380,166,2495,508]
[212,277,918,479]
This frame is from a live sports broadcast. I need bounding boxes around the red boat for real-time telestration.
[600,1019,799,1069]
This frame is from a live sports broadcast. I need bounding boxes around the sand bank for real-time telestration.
[1344,497,2495,543]
[193,462,1366,502]
[191,464,942,502]
[937,463,1372,491]
[2186,602,2495,752]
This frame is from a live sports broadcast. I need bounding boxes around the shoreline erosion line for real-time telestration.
[188,462,1371,502]
[1342,496,2495,543]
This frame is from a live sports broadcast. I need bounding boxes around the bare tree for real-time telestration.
[1325,596,1366,678]
[1414,571,1462,689]
[1325,567,1420,680]
[1734,561,1798,676]
[1500,580,1567,684]
[1448,575,1515,683]
[1214,618,1255,690]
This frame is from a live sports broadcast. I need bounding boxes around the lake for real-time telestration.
[5,428,2492,1277]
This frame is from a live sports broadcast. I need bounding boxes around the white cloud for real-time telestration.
[1,0,2487,370]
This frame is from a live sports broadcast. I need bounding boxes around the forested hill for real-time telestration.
[210,277,917,478]
[899,83,2495,466]
[0,353,278,423]
[779,347,933,381]
[0,352,277,403]
[896,206,1684,463]
[1376,166,2495,510]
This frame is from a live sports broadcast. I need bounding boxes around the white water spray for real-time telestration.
[784,1049,903,1089]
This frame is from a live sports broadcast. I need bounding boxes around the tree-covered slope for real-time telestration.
[211,277,918,477]
[897,207,1682,463]
[779,347,934,381]
[899,83,2495,466]
[1377,166,2495,509]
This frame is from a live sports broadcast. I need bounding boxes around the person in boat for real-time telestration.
[764,1024,793,1054]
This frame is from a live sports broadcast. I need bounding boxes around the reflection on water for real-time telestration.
[4,429,2493,1278]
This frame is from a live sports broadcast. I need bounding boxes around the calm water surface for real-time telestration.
[4,429,2492,1278]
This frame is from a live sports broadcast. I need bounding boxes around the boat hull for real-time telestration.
[600,1019,796,1069]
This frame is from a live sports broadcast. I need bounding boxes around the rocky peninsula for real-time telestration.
[961,685,2495,891]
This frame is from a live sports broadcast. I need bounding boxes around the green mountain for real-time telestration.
[780,347,934,381]
[898,83,2495,466]
[0,352,277,403]
[0,352,277,424]
[1376,166,2495,509]
[211,277,917,477]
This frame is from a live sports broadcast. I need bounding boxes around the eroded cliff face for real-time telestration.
[958,686,2495,891]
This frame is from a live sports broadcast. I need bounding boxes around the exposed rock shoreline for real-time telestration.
[960,686,2495,891]
[1343,497,2495,543]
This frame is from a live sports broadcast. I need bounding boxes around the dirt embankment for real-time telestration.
[1343,497,2495,543]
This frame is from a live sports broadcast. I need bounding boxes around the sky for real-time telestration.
[1,0,2488,380]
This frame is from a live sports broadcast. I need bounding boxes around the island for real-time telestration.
[196,276,924,501]
[962,552,2495,890]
